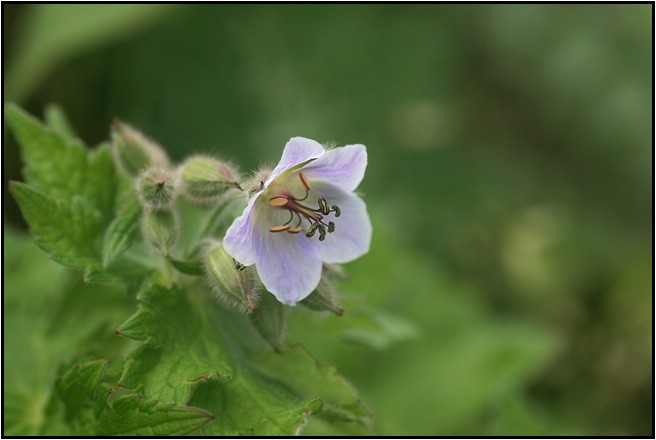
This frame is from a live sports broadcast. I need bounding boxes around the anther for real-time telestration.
[331,205,341,217]
[318,198,330,215]
[299,172,311,191]
[270,224,291,233]
[318,227,327,241]
[287,226,303,234]
[306,223,319,238]
[268,196,288,207]
[327,222,335,233]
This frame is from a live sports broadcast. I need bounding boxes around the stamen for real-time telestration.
[331,205,341,217]
[299,172,311,191]
[270,224,291,233]
[268,196,288,207]
[318,227,327,241]
[306,223,319,238]
[287,226,303,234]
[318,198,330,215]
[327,222,335,233]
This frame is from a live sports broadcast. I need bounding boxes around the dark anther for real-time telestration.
[306,223,319,238]
[318,198,330,215]
[327,222,335,233]
[331,205,341,217]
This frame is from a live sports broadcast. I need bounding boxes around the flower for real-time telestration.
[224,137,371,305]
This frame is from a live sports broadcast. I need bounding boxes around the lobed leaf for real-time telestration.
[49,360,214,436]
[117,283,371,435]
[10,183,101,269]
[6,104,118,221]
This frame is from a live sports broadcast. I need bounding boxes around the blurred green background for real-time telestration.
[3,4,652,436]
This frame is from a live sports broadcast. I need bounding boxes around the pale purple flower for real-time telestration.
[224,137,371,305]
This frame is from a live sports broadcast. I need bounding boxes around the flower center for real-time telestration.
[266,172,341,241]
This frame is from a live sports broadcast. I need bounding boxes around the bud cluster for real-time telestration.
[110,123,351,319]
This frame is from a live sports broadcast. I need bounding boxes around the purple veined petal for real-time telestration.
[251,207,323,305]
[302,144,367,193]
[310,182,372,264]
[266,137,325,186]
[223,192,262,266]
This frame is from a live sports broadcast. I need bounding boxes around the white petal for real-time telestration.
[310,182,372,264]
[266,137,325,186]
[223,192,261,266]
[251,208,323,305]
[302,144,367,192]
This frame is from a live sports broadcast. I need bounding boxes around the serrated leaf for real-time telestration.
[49,360,213,436]
[55,360,108,426]
[6,104,117,223]
[116,283,370,435]
[10,182,101,268]
[102,199,141,267]
[44,103,78,141]
[99,395,213,436]
[116,285,233,403]
[3,230,135,436]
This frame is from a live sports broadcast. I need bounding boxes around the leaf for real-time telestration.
[102,199,142,267]
[3,229,134,436]
[48,360,214,436]
[99,395,214,436]
[116,283,370,435]
[44,103,78,141]
[6,104,118,224]
[10,183,101,269]
[116,285,233,403]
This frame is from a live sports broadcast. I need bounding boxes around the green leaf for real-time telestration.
[55,360,107,427]
[6,104,118,223]
[49,360,214,436]
[99,395,214,436]
[10,183,101,268]
[116,285,233,403]
[116,284,370,435]
[102,199,142,267]
[44,103,78,141]
[3,229,134,436]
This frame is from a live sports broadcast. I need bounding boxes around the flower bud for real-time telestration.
[299,277,344,316]
[141,209,179,255]
[178,155,240,204]
[111,120,169,177]
[243,166,273,196]
[136,167,177,210]
[205,243,259,314]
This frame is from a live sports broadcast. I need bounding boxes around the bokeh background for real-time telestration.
[3,4,652,436]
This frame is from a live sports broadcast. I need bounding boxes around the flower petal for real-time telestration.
[251,221,323,305]
[310,182,372,264]
[302,144,367,192]
[266,137,325,185]
[223,192,261,266]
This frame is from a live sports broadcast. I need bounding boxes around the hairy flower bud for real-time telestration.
[299,275,344,316]
[141,209,179,255]
[242,166,273,196]
[178,155,240,204]
[111,120,169,177]
[205,243,260,314]
[136,167,177,210]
